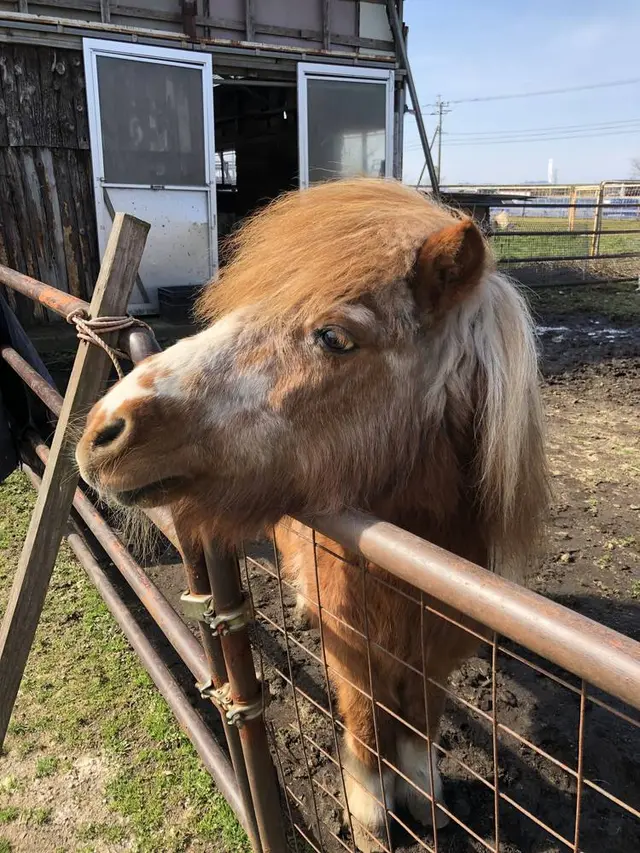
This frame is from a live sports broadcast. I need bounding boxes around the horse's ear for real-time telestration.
[412,219,486,314]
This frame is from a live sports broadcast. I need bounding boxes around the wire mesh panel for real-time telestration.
[239,523,640,853]
[442,183,640,288]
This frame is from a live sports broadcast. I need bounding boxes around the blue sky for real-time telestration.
[402,1,640,185]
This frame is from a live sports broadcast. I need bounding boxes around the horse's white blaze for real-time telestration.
[396,736,449,828]
[99,369,154,418]
[148,313,273,427]
[95,311,274,434]
[153,313,243,401]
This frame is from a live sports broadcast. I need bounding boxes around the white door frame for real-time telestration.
[83,38,217,308]
[297,63,395,189]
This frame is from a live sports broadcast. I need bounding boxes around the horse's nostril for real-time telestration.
[93,417,126,449]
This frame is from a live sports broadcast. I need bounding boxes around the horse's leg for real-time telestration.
[394,614,483,829]
[394,683,449,829]
[273,519,317,628]
[336,679,396,853]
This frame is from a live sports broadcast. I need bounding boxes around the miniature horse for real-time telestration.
[76,179,548,851]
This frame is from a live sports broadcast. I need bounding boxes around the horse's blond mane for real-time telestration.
[427,271,549,577]
[196,178,456,327]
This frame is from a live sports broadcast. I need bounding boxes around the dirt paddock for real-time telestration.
[31,285,640,852]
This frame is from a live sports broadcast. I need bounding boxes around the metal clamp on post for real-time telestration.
[180,590,252,636]
[206,596,252,636]
[180,591,213,622]
[225,695,266,729]
[197,679,269,728]
[197,679,233,708]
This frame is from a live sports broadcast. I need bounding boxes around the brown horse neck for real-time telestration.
[367,433,490,569]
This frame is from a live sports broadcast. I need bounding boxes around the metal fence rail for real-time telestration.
[245,524,640,852]
[442,181,640,288]
[1,257,639,852]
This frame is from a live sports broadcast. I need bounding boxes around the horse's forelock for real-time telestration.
[195,178,455,329]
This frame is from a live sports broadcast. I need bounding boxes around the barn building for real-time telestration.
[0,1,435,322]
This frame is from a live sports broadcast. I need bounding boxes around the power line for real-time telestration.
[442,117,640,138]
[405,126,640,150]
[443,127,640,147]
[405,118,640,150]
[421,76,640,107]
[441,123,640,145]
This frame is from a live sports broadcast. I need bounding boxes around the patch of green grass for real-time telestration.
[0,808,19,826]
[24,807,52,826]
[525,280,640,323]
[106,695,249,852]
[493,217,640,264]
[77,822,127,844]
[0,472,249,852]
[35,756,60,778]
[0,838,12,853]
[630,580,640,599]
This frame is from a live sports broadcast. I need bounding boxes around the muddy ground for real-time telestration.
[34,288,640,852]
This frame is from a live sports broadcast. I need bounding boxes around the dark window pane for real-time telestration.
[97,56,205,186]
[306,79,387,184]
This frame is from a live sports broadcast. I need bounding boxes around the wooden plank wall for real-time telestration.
[0,45,99,325]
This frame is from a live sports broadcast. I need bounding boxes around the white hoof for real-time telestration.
[350,822,387,853]
[395,737,449,829]
[344,759,395,852]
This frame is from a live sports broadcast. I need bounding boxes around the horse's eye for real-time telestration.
[315,326,357,354]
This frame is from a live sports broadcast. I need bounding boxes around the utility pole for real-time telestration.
[416,126,441,187]
[431,95,450,184]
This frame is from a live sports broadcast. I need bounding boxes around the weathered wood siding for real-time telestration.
[0,1,395,55]
[0,45,99,325]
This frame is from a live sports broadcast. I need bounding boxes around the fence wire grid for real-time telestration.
[239,523,640,853]
[442,182,640,289]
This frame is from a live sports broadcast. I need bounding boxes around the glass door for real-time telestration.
[83,40,217,314]
[297,63,394,188]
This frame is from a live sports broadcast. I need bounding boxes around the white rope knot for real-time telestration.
[66,309,151,380]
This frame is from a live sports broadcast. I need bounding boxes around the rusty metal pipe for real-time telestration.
[202,538,288,853]
[20,463,249,834]
[175,530,263,853]
[66,528,249,831]
[312,511,640,712]
[0,264,163,367]
[0,346,63,417]
[122,325,163,364]
[0,265,89,319]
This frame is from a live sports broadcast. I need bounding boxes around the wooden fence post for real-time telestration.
[0,213,150,746]
[590,182,605,258]
[568,185,577,232]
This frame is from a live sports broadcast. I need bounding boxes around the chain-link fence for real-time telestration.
[442,182,640,288]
